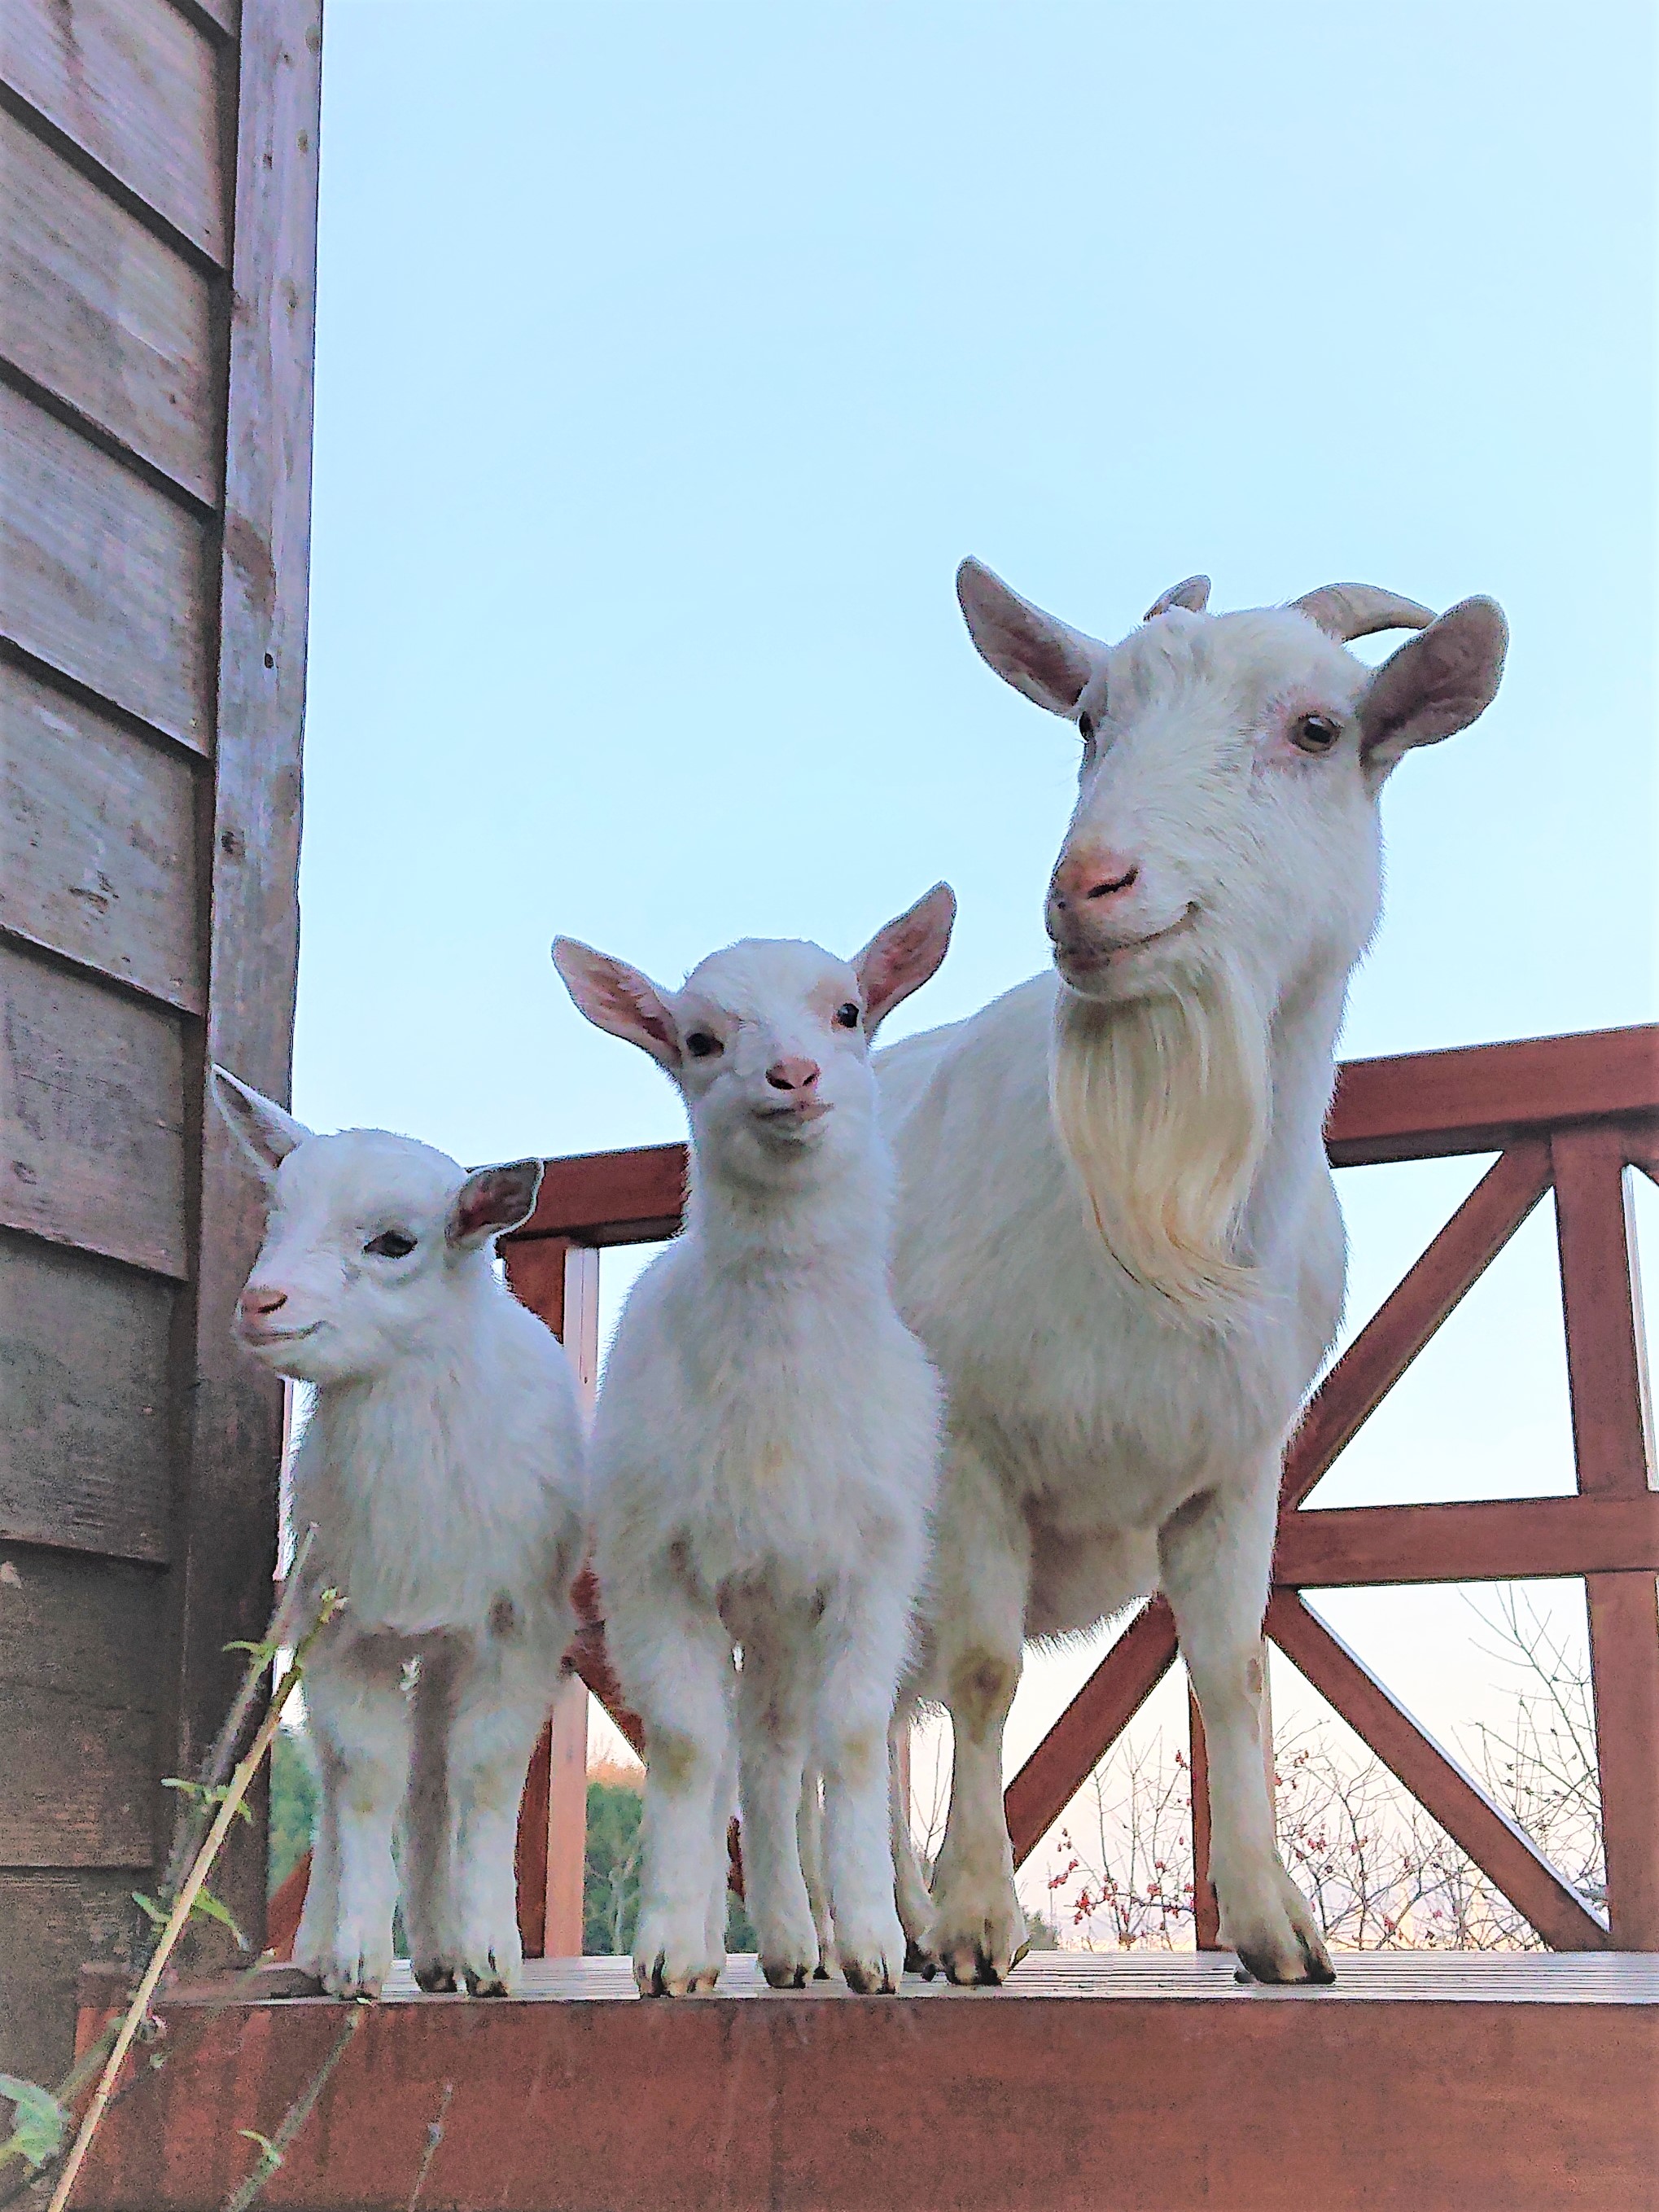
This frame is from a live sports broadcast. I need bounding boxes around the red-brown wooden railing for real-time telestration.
[269,1023,1658,1962]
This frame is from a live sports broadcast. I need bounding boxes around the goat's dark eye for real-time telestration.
[365,1230,417,1259]
[685,1031,722,1059]
[1290,713,1342,756]
[835,1002,860,1029]
[1078,710,1096,753]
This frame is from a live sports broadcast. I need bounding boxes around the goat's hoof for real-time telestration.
[317,1960,387,2001]
[840,1956,900,1995]
[1219,1868,1336,1985]
[760,1956,812,1990]
[464,1963,516,1998]
[412,1961,459,1995]
[1232,1932,1337,1987]
[935,1925,1015,1986]
[927,1879,1025,1986]
[635,1947,723,1997]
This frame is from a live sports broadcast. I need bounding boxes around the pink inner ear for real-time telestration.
[633,1001,676,1053]
[453,1167,534,1241]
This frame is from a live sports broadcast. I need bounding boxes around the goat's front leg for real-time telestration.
[1159,1472,1333,1985]
[294,1638,412,1999]
[920,1443,1031,1985]
[734,1608,821,1988]
[816,1588,911,1995]
[431,1630,558,1995]
[613,1570,736,1997]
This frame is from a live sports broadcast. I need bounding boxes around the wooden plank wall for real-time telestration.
[0,0,323,2083]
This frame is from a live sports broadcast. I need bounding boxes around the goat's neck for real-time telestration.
[303,1277,497,1469]
[1241,958,1352,1244]
[684,1146,891,1283]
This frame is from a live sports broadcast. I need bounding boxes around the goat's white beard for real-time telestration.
[1048,961,1272,1323]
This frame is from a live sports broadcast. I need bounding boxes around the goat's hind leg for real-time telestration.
[403,1645,463,1991]
[735,1611,821,1988]
[888,1702,933,1973]
[797,1773,834,1976]
[816,1592,913,1995]
[444,1629,560,1995]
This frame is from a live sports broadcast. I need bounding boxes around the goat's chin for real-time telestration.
[1053,922,1206,1009]
[1048,958,1271,1323]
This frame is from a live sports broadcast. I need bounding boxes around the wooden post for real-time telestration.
[1552,1128,1659,1949]
[1188,1693,1220,1950]
[501,1237,602,1956]
[544,1674,590,1956]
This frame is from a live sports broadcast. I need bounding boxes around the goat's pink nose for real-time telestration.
[765,1056,821,1094]
[239,1284,287,1322]
[1049,847,1141,909]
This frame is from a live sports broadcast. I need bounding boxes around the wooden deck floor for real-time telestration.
[74,1951,1657,2212]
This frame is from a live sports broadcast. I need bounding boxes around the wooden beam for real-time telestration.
[1282,1141,1552,1513]
[497,1034,1657,1243]
[1274,1494,1659,1588]
[1326,1025,1659,1166]
[1005,1601,1180,1867]
[510,1144,686,1246]
[69,1955,1659,2212]
[1264,1593,1607,1951]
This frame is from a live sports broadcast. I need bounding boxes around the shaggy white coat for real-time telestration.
[212,1070,585,1999]
[879,571,1508,1985]
[556,891,953,1995]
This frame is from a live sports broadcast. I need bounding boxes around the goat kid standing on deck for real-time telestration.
[213,1069,586,1999]
[554,887,954,1996]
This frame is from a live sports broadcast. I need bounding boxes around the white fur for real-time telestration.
[212,1070,585,1999]
[557,895,952,1995]
[880,571,1507,1986]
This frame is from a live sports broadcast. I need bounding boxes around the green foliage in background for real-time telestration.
[582,1780,756,1956]
[269,1743,762,1956]
[268,1724,318,1896]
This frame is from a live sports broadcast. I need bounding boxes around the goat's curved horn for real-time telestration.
[1289,584,1435,642]
[1144,576,1210,620]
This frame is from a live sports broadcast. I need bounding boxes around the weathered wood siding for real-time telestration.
[0,0,322,2082]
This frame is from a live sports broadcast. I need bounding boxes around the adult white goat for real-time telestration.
[880,567,1508,1985]
[213,1070,585,1998]
[554,892,953,1997]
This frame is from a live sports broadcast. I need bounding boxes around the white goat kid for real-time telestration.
[554,889,954,1997]
[880,569,1508,1986]
[213,1070,585,1998]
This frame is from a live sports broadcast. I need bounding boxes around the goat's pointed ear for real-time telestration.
[552,938,681,1068]
[448,1159,544,1251]
[854,883,956,1037]
[210,1064,310,1181]
[1359,598,1508,774]
[956,559,1100,716]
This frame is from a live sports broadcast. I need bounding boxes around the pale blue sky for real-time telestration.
[298,2,1656,1781]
